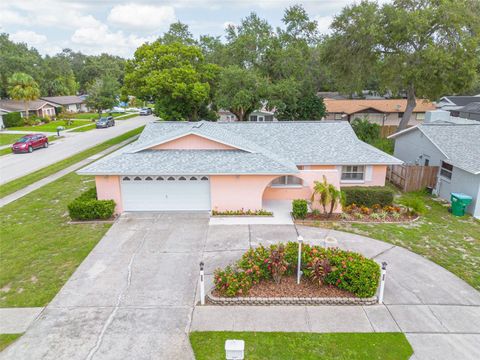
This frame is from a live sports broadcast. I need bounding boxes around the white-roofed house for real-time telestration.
[389,123,480,218]
[78,121,402,214]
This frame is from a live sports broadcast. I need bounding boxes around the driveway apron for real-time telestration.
[0,212,210,360]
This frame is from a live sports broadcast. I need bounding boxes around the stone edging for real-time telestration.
[294,215,420,225]
[207,291,377,306]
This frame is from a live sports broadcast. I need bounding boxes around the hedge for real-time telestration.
[3,112,23,127]
[343,186,394,207]
[67,187,115,221]
[292,199,308,219]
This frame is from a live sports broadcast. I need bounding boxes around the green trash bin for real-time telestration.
[450,193,473,216]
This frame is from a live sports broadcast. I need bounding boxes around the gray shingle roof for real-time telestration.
[40,96,84,105]
[79,120,402,176]
[417,124,480,174]
[458,102,480,116]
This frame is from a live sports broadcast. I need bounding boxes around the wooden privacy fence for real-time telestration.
[387,165,439,192]
[380,125,399,138]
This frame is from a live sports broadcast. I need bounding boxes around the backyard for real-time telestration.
[328,191,480,290]
[190,332,413,360]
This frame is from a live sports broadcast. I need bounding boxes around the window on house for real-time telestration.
[334,113,343,120]
[341,165,365,181]
[440,161,453,180]
[250,115,257,122]
[416,113,425,120]
[270,176,303,187]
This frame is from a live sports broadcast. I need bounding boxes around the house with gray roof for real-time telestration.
[389,123,480,218]
[40,95,88,113]
[456,102,480,122]
[79,120,401,213]
[0,99,57,119]
[437,95,480,113]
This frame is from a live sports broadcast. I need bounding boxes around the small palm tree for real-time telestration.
[311,175,345,217]
[8,72,40,121]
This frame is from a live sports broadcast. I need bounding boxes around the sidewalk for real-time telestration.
[0,308,44,333]
[0,135,138,207]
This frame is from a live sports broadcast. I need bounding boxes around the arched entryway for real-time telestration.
[261,175,309,218]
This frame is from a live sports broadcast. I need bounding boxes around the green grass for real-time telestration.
[330,191,480,290]
[0,134,24,146]
[8,120,90,132]
[73,112,126,120]
[0,334,22,352]
[115,113,140,120]
[0,172,111,307]
[71,124,96,132]
[0,126,145,198]
[189,332,413,360]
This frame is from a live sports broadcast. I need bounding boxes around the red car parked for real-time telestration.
[11,134,49,153]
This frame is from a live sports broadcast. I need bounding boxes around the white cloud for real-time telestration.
[10,30,47,46]
[71,23,155,57]
[0,9,29,26]
[108,3,176,31]
[315,15,334,35]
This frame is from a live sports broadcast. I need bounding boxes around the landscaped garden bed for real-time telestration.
[210,242,380,306]
[212,209,273,216]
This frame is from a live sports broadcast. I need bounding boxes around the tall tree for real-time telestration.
[323,0,480,130]
[0,33,43,98]
[42,54,78,96]
[160,22,197,45]
[85,76,119,116]
[125,41,219,121]
[8,72,41,120]
[216,66,268,121]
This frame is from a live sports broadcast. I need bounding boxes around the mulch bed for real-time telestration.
[298,212,417,223]
[213,276,355,298]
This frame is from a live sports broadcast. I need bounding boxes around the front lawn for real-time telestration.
[0,134,24,146]
[8,120,91,132]
[189,332,413,360]
[0,172,111,307]
[0,334,22,352]
[330,191,480,290]
[73,112,126,120]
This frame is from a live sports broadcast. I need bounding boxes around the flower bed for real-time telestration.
[212,242,380,304]
[212,209,273,216]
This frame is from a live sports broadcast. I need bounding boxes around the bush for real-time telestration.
[398,197,427,215]
[351,118,380,143]
[67,187,115,220]
[292,199,308,219]
[343,186,394,207]
[3,112,23,127]
[214,242,380,298]
[214,266,252,297]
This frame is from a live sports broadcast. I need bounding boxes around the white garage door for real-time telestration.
[121,175,211,211]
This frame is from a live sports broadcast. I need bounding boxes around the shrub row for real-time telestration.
[214,242,380,298]
[343,186,394,207]
[67,187,115,221]
[3,112,23,127]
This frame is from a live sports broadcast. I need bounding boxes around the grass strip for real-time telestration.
[0,126,144,198]
[0,334,22,352]
[190,332,413,360]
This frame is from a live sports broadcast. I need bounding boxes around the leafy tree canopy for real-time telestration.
[124,41,220,121]
[85,76,119,114]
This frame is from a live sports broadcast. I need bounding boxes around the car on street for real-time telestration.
[139,108,152,115]
[96,116,115,128]
[11,134,48,153]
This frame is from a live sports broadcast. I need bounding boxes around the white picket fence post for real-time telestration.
[199,261,205,305]
[378,262,387,304]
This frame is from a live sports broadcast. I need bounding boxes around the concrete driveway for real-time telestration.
[0,115,153,185]
[2,218,479,359]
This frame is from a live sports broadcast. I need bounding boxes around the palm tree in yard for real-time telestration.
[311,175,344,217]
[8,72,40,121]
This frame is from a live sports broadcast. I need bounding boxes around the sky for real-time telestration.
[0,0,380,58]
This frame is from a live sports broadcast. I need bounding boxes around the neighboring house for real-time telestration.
[455,102,480,122]
[40,95,88,113]
[217,109,277,122]
[0,110,6,128]
[78,121,401,214]
[389,123,480,219]
[324,98,436,125]
[436,95,480,113]
[0,99,56,118]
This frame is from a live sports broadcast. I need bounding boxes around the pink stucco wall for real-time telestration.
[339,165,387,187]
[211,170,342,212]
[151,134,236,150]
[95,175,123,213]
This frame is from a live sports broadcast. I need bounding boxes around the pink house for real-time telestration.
[78,121,402,214]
